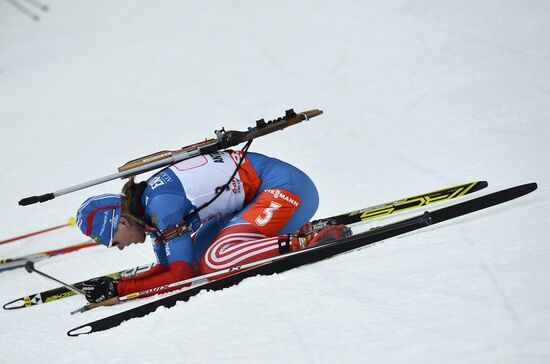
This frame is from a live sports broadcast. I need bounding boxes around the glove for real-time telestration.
[82,277,118,303]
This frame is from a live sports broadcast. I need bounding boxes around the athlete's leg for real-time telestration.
[198,161,319,276]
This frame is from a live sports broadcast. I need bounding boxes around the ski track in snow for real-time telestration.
[1,0,549,363]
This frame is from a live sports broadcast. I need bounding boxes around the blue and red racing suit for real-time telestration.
[117,151,319,296]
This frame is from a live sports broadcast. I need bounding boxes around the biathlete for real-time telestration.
[76,150,350,303]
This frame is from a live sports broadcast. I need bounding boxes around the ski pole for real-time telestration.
[22,0,49,12]
[4,0,40,21]
[0,240,100,272]
[24,261,84,295]
[0,217,77,246]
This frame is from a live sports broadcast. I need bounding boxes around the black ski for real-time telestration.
[67,182,537,337]
[5,181,486,310]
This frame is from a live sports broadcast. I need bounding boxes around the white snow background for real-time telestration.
[0,1,549,363]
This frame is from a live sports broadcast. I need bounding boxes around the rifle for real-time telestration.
[19,109,322,206]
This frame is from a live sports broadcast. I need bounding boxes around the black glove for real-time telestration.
[82,277,118,303]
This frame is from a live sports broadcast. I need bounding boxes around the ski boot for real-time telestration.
[288,223,352,251]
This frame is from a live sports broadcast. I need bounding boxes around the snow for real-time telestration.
[1,0,549,362]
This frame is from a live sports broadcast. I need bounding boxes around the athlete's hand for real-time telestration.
[82,277,118,303]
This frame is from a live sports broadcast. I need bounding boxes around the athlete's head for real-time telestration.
[77,192,146,249]
[76,194,122,247]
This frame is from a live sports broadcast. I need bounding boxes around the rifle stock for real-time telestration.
[117,108,321,176]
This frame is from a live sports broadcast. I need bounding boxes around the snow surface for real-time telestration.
[1,0,549,363]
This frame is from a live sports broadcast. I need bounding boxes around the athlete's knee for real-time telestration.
[199,224,267,275]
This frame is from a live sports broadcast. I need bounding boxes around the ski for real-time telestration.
[67,182,537,337]
[72,181,488,313]
[3,263,156,310]
[3,181,486,308]
[0,240,100,272]
[310,181,487,228]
